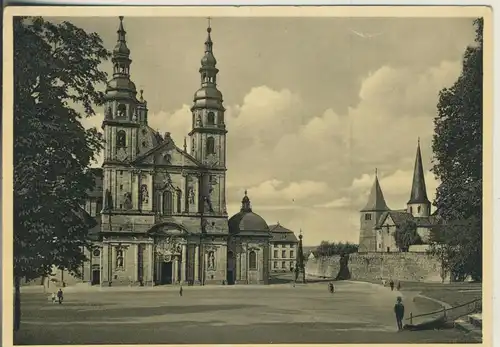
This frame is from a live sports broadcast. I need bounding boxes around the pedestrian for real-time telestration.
[57,288,64,304]
[389,279,394,291]
[179,285,183,297]
[51,292,56,304]
[394,296,405,331]
[397,281,401,291]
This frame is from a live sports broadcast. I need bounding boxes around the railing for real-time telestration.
[406,298,482,324]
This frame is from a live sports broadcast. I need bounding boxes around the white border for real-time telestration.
[2,1,498,346]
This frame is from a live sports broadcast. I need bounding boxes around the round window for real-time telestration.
[93,249,101,257]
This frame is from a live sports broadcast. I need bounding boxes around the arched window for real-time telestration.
[249,251,257,270]
[417,206,421,213]
[176,189,182,213]
[206,136,215,154]
[117,130,126,148]
[410,206,413,214]
[117,104,127,118]
[163,191,173,215]
[207,112,215,125]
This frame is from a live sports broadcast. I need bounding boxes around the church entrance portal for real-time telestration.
[160,262,173,285]
[91,270,100,285]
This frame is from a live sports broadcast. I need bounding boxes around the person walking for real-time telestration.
[389,279,395,291]
[51,292,56,304]
[57,288,64,304]
[394,296,405,331]
[396,281,401,291]
[179,285,183,297]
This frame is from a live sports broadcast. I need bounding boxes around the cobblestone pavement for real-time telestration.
[14,281,478,344]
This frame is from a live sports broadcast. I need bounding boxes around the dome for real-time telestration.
[229,211,269,234]
[201,52,217,66]
[113,42,130,56]
[193,86,222,101]
[107,77,136,92]
[228,190,270,234]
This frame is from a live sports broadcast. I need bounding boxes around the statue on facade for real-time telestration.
[208,251,216,270]
[116,249,124,268]
[188,186,196,204]
[123,192,133,210]
[140,184,149,204]
[203,195,214,213]
[105,105,113,119]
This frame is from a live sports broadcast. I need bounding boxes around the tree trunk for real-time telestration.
[14,276,21,332]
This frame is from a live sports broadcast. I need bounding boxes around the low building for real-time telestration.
[268,223,299,272]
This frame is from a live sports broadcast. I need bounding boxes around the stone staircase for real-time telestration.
[454,313,482,341]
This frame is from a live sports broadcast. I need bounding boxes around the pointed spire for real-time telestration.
[241,189,252,212]
[408,138,430,205]
[205,17,213,53]
[361,172,390,212]
[113,16,130,58]
[191,18,224,112]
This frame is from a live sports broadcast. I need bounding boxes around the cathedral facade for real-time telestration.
[358,140,440,253]
[79,17,271,286]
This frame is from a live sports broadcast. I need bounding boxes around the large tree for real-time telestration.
[13,17,109,330]
[393,220,422,252]
[430,18,483,281]
[315,241,358,257]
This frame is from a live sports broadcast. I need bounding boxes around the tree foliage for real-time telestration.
[314,241,358,257]
[14,16,110,282]
[428,217,482,282]
[429,18,483,281]
[393,220,422,252]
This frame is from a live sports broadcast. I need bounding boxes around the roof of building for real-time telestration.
[375,210,440,229]
[408,139,431,205]
[228,191,270,235]
[361,173,390,212]
[268,223,299,243]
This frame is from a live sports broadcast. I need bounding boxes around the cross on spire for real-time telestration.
[207,16,212,29]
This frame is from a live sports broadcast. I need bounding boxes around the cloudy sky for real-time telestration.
[59,16,476,246]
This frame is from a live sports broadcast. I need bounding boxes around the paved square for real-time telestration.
[15,281,477,344]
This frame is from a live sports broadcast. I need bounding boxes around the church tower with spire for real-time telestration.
[189,20,227,169]
[358,169,390,252]
[101,16,148,215]
[407,138,431,217]
[189,20,228,216]
[102,16,145,164]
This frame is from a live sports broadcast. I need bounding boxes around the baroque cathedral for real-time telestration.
[79,17,274,286]
[358,139,440,253]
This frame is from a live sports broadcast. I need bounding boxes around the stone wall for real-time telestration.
[306,252,444,283]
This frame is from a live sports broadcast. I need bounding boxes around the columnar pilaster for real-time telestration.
[181,244,187,282]
[194,245,199,281]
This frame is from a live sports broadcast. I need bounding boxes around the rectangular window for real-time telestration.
[282,261,286,269]
[282,250,286,258]
[290,250,294,258]
[365,213,372,221]
[274,250,278,258]
[273,261,278,269]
